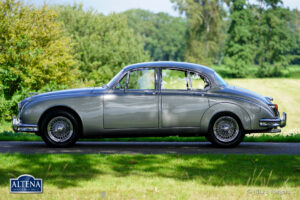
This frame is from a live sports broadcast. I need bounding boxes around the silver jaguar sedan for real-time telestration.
[13,61,286,147]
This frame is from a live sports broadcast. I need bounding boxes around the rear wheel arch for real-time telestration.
[208,111,244,132]
[200,103,251,133]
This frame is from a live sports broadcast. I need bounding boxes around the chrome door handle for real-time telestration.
[144,91,158,95]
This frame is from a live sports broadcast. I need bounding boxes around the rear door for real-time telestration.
[160,68,209,127]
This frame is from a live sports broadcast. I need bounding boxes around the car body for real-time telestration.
[13,61,287,147]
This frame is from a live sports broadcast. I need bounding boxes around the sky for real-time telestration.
[25,0,300,17]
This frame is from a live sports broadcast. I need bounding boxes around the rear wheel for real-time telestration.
[207,115,245,147]
[40,109,79,147]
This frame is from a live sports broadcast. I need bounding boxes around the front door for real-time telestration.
[160,68,209,127]
[104,68,159,129]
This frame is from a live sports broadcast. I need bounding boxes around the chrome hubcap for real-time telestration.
[213,116,239,143]
[47,116,73,143]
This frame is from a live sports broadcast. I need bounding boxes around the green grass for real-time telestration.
[286,65,300,78]
[1,130,300,143]
[0,154,299,199]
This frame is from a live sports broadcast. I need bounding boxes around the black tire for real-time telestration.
[40,109,79,147]
[206,114,245,148]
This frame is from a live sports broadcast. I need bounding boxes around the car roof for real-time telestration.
[123,61,215,74]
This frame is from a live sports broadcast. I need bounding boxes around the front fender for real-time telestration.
[20,94,103,136]
[199,102,251,133]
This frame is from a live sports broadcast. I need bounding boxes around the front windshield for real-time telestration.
[214,72,227,86]
[106,70,124,88]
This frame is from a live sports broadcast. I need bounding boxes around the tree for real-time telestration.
[253,0,298,76]
[289,9,300,65]
[122,9,187,61]
[171,0,229,65]
[0,0,77,119]
[224,0,256,77]
[57,5,149,85]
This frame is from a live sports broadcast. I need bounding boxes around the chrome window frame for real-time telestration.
[159,67,211,92]
[111,71,129,90]
[109,66,211,92]
[111,67,158,92]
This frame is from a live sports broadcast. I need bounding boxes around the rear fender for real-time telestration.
[200,103,251,133]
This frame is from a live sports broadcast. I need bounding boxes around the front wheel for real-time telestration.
[40,110,79,147]
[206,115,245,148]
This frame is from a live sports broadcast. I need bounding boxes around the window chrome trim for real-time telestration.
[126,67,157,92]
[188,71,192,90]
[159,67,211,92]
[110,66,211,92]
[110,71,128,90]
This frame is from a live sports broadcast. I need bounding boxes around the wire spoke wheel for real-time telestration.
[47,116,73,143]
[213,116,239,143]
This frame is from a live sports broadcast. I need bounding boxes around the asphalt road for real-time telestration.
[0,141,299,155]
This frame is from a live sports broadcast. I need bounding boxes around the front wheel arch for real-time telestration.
[38,106,83,137]
[40,108,80,147]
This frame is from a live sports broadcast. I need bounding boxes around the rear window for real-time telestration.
[214,72,227,86]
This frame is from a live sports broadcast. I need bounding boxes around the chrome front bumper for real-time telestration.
[259,112,287,128]
[12,116,38,132]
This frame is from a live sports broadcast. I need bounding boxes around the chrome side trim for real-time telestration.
[12,116,38,132]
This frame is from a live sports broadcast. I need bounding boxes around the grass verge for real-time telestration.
[0,154,299,199]
[0,130,300,142]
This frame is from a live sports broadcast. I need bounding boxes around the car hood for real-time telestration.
[25,87,102,102]
[215,85,270,104]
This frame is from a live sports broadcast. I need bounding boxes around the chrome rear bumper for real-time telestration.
[12,116,38,132]
[259,112,287,128]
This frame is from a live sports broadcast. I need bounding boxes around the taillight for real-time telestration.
[269,104,279,116]
[274,104,278,112]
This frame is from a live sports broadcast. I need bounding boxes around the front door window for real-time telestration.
[128,69,155,90]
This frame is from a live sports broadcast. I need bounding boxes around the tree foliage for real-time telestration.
[253,0,297,67]
[0,0,77,120]
[57,5,149,85]
[122,9,187,61]
[224,0,298,77]
[224,0,256,77]
[171,0,229,65]
[290,9,300,65]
